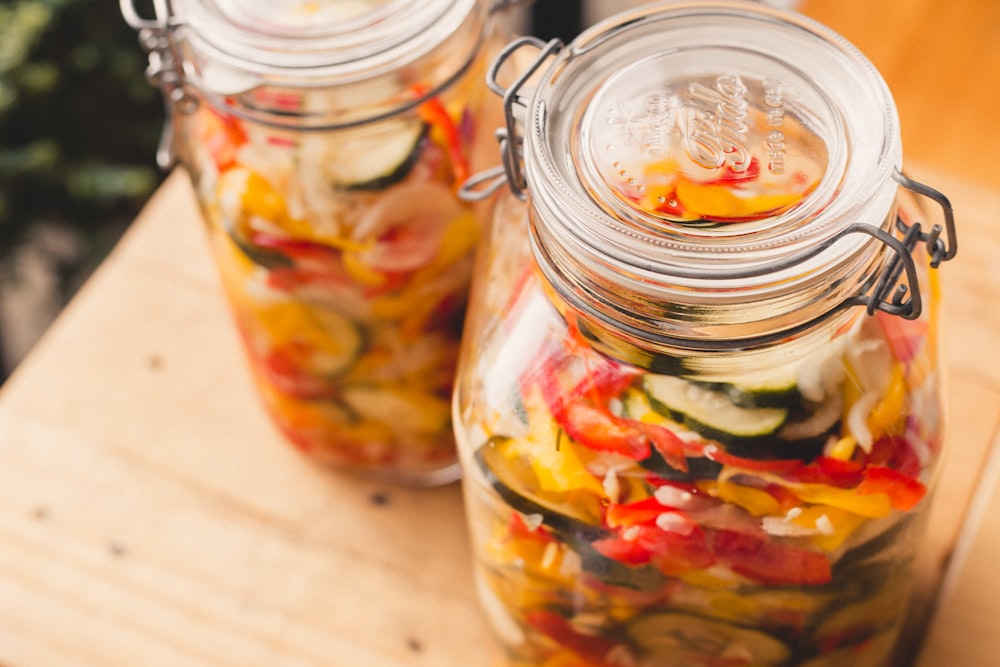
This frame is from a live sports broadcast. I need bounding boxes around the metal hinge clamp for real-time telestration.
[120,0,197,169]
[459,36,563,202]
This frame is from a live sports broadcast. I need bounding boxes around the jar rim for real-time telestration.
[172,0,481,82]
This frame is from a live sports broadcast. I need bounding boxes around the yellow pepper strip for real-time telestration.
[519,390,605,496]
[715,479,782,517]
[721,468,893,519]
[391,388,452,434]
[867,363,907,440]
[427,212,479,270]
[675,179,805,221]
[235,168,372,253]
[784,483,892,518]
[541,651,605,667]
[342,251,388,287]
[802,506,867,552]
[826,435,858,462]
[678,567,746,591]
[241,171,288,221]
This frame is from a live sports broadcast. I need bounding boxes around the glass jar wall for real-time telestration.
[454,2,957,665]
[123,0,515,485]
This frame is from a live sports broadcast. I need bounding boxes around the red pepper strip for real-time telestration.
[524,610,618,662]
[598,497,832,585]
[260,345,339,400]
[857,466,927,511]
[535,363,686,469]
[605,497,667,528]
[560,401,651,460]
[640,421,689,473]
[573,360,638,407]
[413,84,470,186]
[783,456,866,488]
[594,520,715,574]
[698,443,805,474]
[650,185,686,219]
[699,156,762,186]
[592,529,657,566]
[875,309,926,364]
[712,529,832,586]
[526,310,638,415]
[201,105,247,171]
[266,267,353,293]
[249,232,344,266]
[864,435,922,479]
[563,310,640,404]
[507,512,556,545]
[764,483,804,513]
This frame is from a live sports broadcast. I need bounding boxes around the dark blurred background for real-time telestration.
[0,0,164,379]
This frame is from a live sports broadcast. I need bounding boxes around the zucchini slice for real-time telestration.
[619,388,724,480]
[798,631,895,667]
[341,384,450,436]
[643,375,789,446]
[721,376,801,409]
[324,120,427,190]
[258,301,365,379]
[474,437,604,536]
[474,439,666,591]
[226,227,293,269]
[626,611,791,665]
[307,306,366,377]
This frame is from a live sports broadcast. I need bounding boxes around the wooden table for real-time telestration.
[2,2,999,664]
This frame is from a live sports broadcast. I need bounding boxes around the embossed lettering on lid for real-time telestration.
[578,48,833,234]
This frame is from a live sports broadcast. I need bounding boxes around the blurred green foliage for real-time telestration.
[0,0,163,281]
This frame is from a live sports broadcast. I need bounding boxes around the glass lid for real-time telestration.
[578,48,832,234]
[172,0,477,74]
[525,0,901,282]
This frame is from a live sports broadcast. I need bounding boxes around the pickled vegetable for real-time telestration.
[455,192,940,665]
[455,5,950,663]
[192,64,500,481]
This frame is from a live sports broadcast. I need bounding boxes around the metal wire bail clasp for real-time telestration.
[846,170,957,321]
[120,0,197,169]
[459,36,563,202]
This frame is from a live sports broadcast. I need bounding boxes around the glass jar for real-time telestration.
[122,0,519,485]
[454,2,958,665]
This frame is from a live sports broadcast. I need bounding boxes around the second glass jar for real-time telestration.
[125,0,515,485]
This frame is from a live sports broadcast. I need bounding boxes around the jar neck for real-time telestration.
[532,246,868,379]
[528,184,899,352]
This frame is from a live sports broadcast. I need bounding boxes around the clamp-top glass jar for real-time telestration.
[454,2,958,665]
[122,0,518,485]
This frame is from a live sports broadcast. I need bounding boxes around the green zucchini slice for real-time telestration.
[295,305,365,378]
[626,611,791,665]
[324,120,427,190]
[341,384,450,436]
[473,439,666,591]
[474,437,603,535]
[643,375,789,446]
[721,376,801,409]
